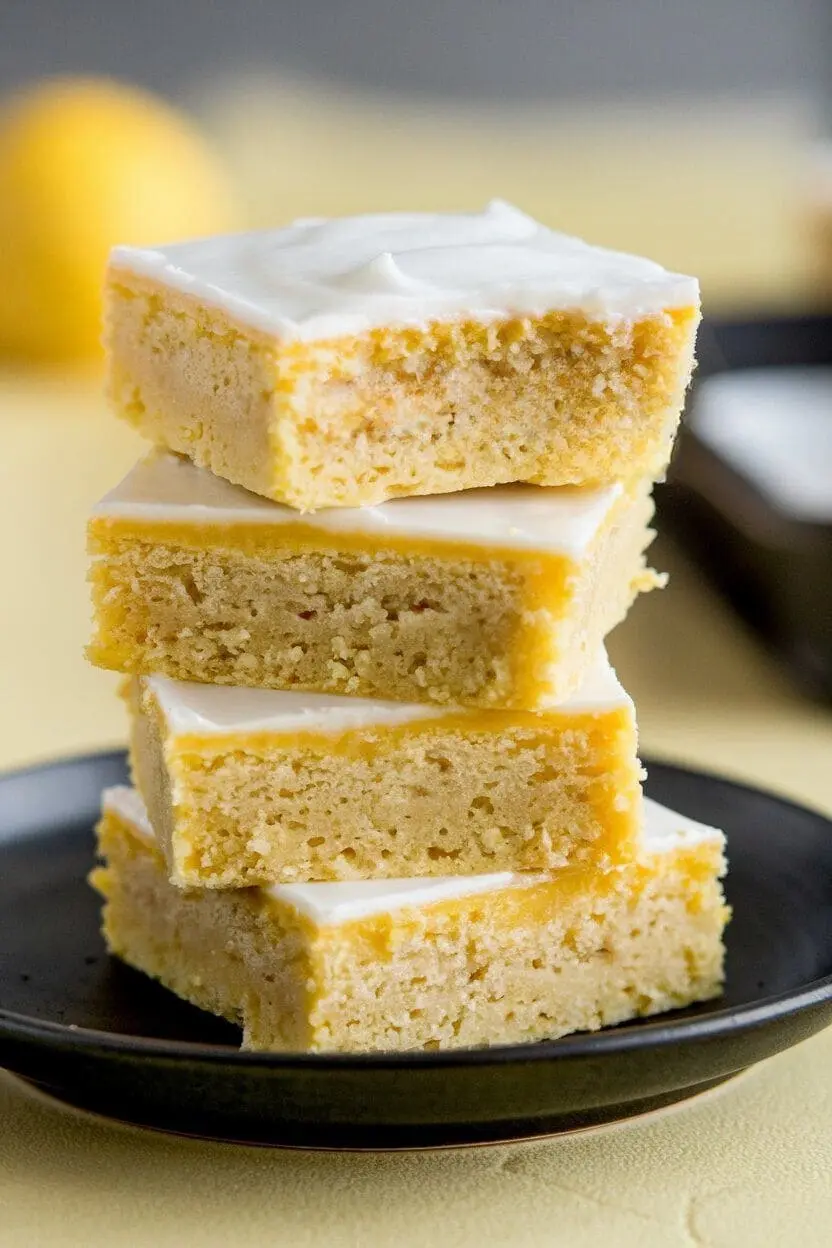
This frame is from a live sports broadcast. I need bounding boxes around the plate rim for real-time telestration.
[2,748,832,1071]
[2,1068,751,1151]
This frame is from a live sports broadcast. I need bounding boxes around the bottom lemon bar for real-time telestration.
[92,788,728,1054]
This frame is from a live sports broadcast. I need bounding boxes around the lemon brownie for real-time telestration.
[104,201,700,510]
[127,651,641,887]
[88,451,662,708]
[92,787,728,1053]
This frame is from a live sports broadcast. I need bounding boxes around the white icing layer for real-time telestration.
[640,796,725,853]
[142,650,629,736]
[146,677,449,735]
[104,786,153,842]
[267,872,539,925]
[94,451,623,558]
[101,787,724,926]
[693,368,832,522]
[110,200,698,341]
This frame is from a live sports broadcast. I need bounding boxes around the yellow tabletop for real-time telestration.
[1,374,832,1247]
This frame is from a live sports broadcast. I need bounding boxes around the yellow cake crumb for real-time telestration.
[104,270,699,511]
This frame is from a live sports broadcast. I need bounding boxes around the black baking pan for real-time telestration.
[659,313,832,701]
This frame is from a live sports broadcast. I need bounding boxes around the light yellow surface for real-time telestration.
[1,374,832,1245]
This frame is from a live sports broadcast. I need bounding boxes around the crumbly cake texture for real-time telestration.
[92,788,728,1054]
[126,654,642,886]
[104,203,700,509]
[87,454,662,709]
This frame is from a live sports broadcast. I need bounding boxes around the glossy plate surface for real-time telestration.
[1,751,831,1149]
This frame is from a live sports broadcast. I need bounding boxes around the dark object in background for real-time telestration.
[659,314,832,702]
[2,750,832,1148]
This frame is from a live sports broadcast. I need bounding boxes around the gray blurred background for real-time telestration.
[1,0,830,106]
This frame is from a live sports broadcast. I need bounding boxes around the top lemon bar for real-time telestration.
[105,200,700,511]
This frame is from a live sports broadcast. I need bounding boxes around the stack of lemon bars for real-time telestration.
[87,201,729,1054]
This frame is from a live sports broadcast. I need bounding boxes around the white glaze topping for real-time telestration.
[693,368,832,522]
[109,200,698,341]
[94,451,623,557]
[142,650,629,737]
[101,788,724,926]
[146,677,450,735]
[104,786,152,842]
[266,871,543,924]
[639,796,726,853]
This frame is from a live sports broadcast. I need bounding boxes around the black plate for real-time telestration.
[2,750,832,1150]
[659,312,832,701]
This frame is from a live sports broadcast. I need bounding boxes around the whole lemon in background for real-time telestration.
[0,77,239,363]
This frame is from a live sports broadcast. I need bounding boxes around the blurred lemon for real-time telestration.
[0,77,238,363]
